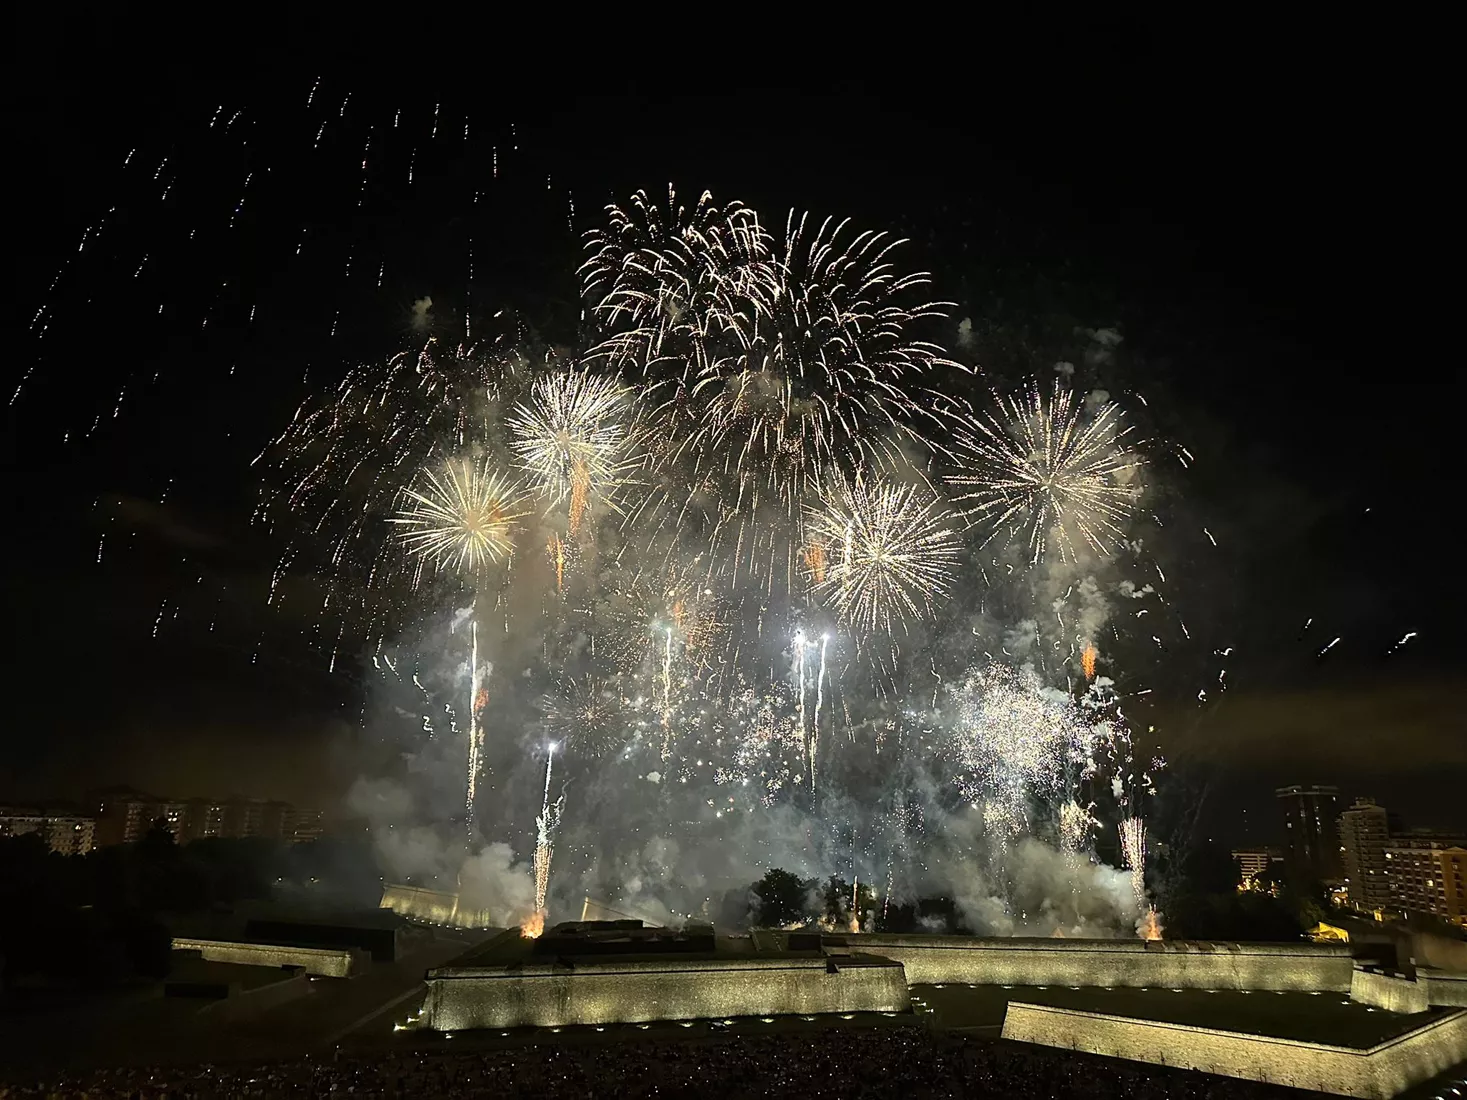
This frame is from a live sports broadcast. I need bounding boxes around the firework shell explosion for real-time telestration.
[595,189,961,602]
[942,379,1144,565]
[804,473,962,636]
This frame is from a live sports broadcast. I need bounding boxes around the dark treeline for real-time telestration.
[749,854,1329,941]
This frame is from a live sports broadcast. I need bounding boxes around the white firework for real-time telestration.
[944,380,1142,564]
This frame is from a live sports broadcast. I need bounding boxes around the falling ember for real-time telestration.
[567,465,590,536]
[1081,643,1098,680]
[520,910,546,939]
[547,534,566,593]
[473,687,489,714]
[803,540,828,585]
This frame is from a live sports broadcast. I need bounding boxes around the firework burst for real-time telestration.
[580,186,775,384]
[542,675,625,759]
[943,380,1142,564]
[805,474,961,634]
[508,370,635,529]
[259,327,549,635]
[588,190,956,598]
[390,458,531,574]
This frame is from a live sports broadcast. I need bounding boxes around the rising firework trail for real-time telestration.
[944,380,1143,564]
[466,618,484,833]
[524,743,566,938]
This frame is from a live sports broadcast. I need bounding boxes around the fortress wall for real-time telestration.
[1001,1001,1467,1099]
[842,936,1353,992]
[1350,968,1429,1014]
[424,956,909,1030]
[379,884,461,926]
[171,937,358,978]
[1421,969,1467,1007]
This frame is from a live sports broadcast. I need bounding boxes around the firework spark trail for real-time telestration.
[660,626,675,761]
[806,475,961,635]
[813,633,829,779]
[466,618,484,833]
[794,632,812,789]
[944,380,1143,564]
[524,743,566,938]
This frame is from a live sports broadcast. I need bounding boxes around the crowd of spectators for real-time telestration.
[4,1027,1309,1098]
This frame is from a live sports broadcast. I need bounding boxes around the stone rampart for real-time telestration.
[171,937,359,978]
[1000,1001,1467,1099]
[1421,968,1467,1007]
[838,935,1353,991]
[380,883,462,926]
[423,954,908,1030]
[1351,968,1429,1013]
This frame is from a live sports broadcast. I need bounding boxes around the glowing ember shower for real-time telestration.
[1119,816,1148,911]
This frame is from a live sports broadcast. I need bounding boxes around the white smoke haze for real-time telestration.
[458,842,537,926]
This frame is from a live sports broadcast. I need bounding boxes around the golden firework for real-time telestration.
[390,458,530,573]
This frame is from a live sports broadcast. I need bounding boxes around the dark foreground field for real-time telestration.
[3,1025,1327,1098]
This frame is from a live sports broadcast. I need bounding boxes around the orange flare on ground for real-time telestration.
[1140,908,1163,941]
[520,910,546,939]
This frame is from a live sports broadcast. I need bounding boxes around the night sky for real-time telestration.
[8,23,1461,844]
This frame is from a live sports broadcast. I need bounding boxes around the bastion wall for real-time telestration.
[1000,1000,1467,1099]
[379,884,462,927]
[837,935,1355,991]
[171,937,360,978]
[423,954,909,1030]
